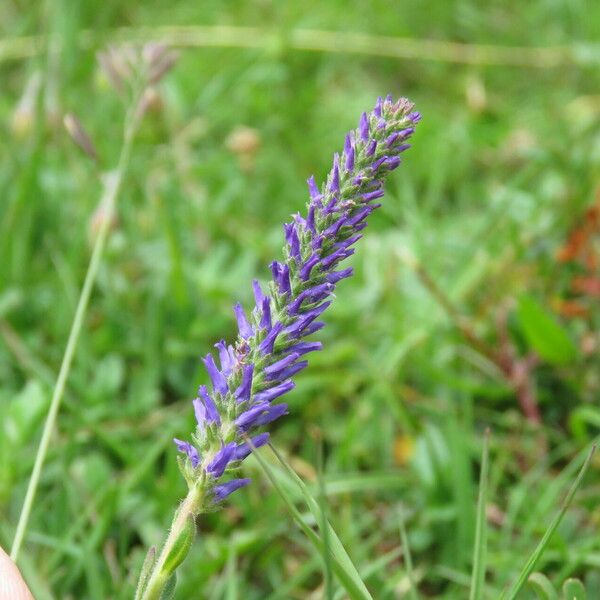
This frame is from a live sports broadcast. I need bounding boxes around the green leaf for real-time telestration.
[562,578,587,600]
[528,572,558,600]
[161,514,195,576]
[134,545,156,600]
[500,445,595,600]
[517,295,577,365]
[469,430,490,600]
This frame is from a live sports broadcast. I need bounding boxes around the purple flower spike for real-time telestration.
[234,303,253,340]
[347,207,372,228]
[344,133,352,157]
[174,438,200,468]
[206,443,236,478]
[346,146,355,172]
[299,254,320,281]
[252,279,265,305]
[307,204,316,233]
[329,154,340,194]
[280,265,291,295]
[284,223,301,262]
[253,403,289,427]
[269,262,280,288]
[259,296,272,330]
[386,156,401,170]
[214,340,234,376]
[203,353,228,396]
[269,360,308,381]
[312,236,325,252]
[371,156,388,171]
[321,247,355,269]
[194,385,221,426]
[366,139,377,157]
[323,195,338,215]
[302,321,325,336]
[294,212,307,229]
[359,112,369,141]
[259,321,283,354]
[326,267,354,284]
[335,235,362,251]
[264,353,300,378]
[253,380,295,404]
[192,399,207,426]
[235,402,270,430]
[213,478,251,502]
[323,216,347,238]
[386,132,401,146]
[233,433,270,461]
[234,364,254,403]
[362,189,385,202]
[175,95,419,505]
[288,283,333,315]
[284,302,331,336]
[344,133,355,172]
[270,262,291,296]
[373,96,383,117]
[307,175,322,204]
[287,341,323,356]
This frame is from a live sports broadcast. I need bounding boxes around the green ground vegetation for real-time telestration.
[1,1,600,598]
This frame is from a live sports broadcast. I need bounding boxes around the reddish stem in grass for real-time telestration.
[411,263,542,425]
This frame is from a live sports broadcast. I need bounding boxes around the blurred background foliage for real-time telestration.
[1,1,600,598]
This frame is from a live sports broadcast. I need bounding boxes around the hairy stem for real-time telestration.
[139,487,203,600]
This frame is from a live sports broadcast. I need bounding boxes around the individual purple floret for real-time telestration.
[213,478,251,502]
[174,95,419,504]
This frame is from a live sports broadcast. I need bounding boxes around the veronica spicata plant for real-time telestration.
[136,95,420,599]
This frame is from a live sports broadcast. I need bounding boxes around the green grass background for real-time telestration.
[1,1,600,598]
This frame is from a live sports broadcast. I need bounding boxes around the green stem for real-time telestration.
[139,487,202,600]
[10,112,137,563]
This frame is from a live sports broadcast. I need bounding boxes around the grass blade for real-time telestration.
[469,429,490,600]
[316,440,335,600]
[398,509,419,600]
[267,443,373,599]
[500,444,596,600]
[249,440,373,600]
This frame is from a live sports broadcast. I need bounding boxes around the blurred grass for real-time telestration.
[1,0,600,598]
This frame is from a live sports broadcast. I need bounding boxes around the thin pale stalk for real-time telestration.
[10,109,138,563]
[0,27,593,68]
